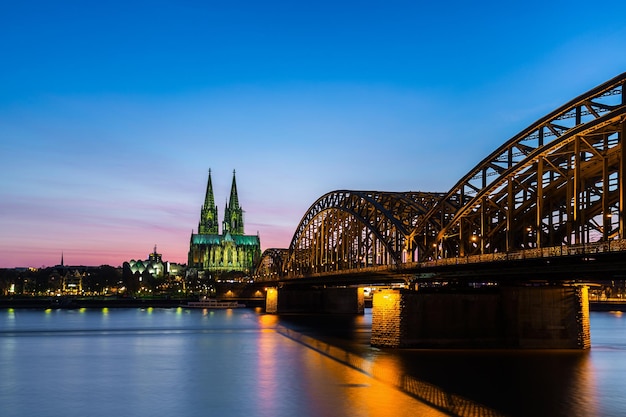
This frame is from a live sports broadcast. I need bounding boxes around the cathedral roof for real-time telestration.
[191,234,260,246]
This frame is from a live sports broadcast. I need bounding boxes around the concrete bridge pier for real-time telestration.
[265,286,364,314]
[371,285,590,349]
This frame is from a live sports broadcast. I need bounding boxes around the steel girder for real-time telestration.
[255,248,288,281]
[276,191,443,278]
[416,72,626,260]
[253,73,626,281]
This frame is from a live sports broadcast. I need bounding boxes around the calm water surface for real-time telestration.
[0,307,624,417]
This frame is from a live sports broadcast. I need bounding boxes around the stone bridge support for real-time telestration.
[371,285,590,349]
[265,286,364,314]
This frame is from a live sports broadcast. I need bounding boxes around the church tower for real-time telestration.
[198,169,219,234]
[223,170,245,235]
[189,169,260,275]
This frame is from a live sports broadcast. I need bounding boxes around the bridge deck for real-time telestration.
[257,240,626,286]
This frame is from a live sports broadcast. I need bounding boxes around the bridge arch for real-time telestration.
[254,72,626,280]
[288,191,443,276]
[416,72,626,259]
[260,191,442,279]
[255,248,288,281]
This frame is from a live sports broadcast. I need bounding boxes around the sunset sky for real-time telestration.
[2,0,626,267]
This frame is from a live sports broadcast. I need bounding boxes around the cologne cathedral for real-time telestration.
[188,170,261,278]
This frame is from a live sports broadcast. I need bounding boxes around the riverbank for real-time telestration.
[0,296,266,309]
[2,296,622,311]
[590,300,626,311]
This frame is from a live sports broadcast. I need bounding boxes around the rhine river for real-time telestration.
[1,307,625,417]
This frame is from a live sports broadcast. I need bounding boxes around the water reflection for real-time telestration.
[278,324,495,416]
[256,325,281,415]
[374,349,598,417]
[275,312,625,417]
[0,308,623,417]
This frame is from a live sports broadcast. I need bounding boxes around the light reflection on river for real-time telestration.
[0,308,624,417]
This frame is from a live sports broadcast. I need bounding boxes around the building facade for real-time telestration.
[188,170,261,278]
[128,245,183,278]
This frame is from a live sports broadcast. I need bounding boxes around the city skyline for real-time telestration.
[2,1,626,267]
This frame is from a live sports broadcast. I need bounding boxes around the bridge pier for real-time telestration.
[371,285,590,349]
[265,286,364,314]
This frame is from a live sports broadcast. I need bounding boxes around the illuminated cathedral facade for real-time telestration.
[188,170,261,278]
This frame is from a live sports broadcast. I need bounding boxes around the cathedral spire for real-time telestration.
[205,168,216,209]
[229,169,240,210]
[198,169,219,234]
[223,169,244,235]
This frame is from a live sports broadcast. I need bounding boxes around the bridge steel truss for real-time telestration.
[419,72,626,261]
[256,191,443,280]
[254,72,626,281]
[255,248,288,281]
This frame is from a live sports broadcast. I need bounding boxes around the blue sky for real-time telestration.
[2,0,626,267]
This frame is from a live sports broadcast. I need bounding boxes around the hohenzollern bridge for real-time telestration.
[255,72,626,286]
[252,72,626,350]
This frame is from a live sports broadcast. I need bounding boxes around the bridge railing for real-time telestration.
[259,239,626,281]
[282,264,395,280]
[406,239,626,270]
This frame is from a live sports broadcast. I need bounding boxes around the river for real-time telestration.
[0,307,624,417]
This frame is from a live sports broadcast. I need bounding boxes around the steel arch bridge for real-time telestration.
[255,72,626,281]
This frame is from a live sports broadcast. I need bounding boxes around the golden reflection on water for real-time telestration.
[373,353,509,417]
[274,326,454,417]
[254,321,446,417]
[569,352,598,417]
[276,324,513,417]
[254,312,289,417]
[255,325,280,416]
[301,341,448,417]
[373,348,603,417]
[258,312,279,328]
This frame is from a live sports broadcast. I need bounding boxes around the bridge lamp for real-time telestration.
[471,235,478,243]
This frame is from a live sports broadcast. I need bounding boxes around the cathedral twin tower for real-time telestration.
[188,170,261,277]
[198,169,244,235]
